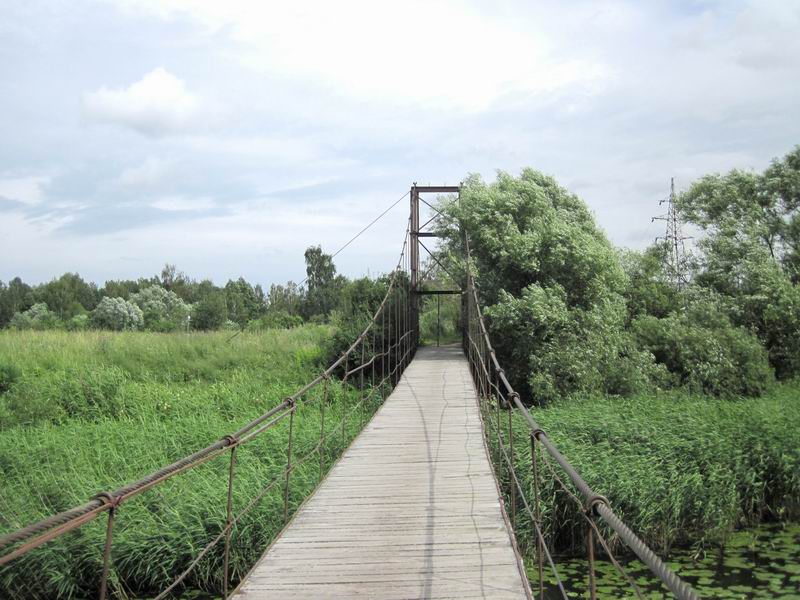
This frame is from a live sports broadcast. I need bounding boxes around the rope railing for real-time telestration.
[0,223,416,600]
[462,234,700,600]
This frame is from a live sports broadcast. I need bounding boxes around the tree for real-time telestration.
[679,146,800,283]
[34,273,98,318]
[620,244,681,321]
[438,170,656,403]
[224,278,261,328]
[101,279,142,300]
[0,278,33,327]
[302,246,340,319]
[130,285,191,331]
[92,297,144,331]
[268,282,303,315]
[192,292,227,330]
[679,146,800,378]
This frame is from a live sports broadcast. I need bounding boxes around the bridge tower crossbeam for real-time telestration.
[409,184,461,347]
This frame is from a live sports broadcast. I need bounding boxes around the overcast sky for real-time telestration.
[1,0,799,287]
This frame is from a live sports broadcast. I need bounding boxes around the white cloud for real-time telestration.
[0,175,49,205]
[83,67,202,136]
[117,157,174,187]
[110,1,608,112]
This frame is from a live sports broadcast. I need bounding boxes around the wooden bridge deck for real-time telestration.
[232,345,530,599]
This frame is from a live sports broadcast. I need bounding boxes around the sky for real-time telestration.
[1,0,799,287]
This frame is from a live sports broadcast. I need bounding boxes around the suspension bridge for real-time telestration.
[0,186,699,599]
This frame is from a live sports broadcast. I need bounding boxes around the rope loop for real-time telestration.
[584,494,609,517]
[222,434,239,446]
[93,491,120,509]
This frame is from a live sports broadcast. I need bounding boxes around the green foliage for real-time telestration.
[493,383,800,558]
[0,327,377,598]
[632,296,774,397]
[439,170,655,402]
[679,147,800,379]
[33,273,97,318]
[191,292,227,331]
[130,285,191,331]
[302,246,342,320]
[248,310,304,330]
[91,297,143,331]
[267,281,303,315]
[224,277,265,328]
[420,294,461,345]
[620,244,681,321]
[0,362,20,393]
[9,303,60,330]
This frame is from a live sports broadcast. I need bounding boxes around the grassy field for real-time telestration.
[488,384,800,563]
[0,328,382,599]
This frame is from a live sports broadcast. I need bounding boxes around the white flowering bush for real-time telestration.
[92,297,144,331]
[9,303,59,330]
[130,285,191,331]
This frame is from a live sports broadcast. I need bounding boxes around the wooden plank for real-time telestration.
[232,345,530,599]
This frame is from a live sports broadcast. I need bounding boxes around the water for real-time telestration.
[538,522,800,599]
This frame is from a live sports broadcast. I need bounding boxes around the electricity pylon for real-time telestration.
[652,178,691,288]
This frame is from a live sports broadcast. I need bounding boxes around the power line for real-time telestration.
[298,191,410,286]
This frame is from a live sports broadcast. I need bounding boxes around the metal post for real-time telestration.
[508,406,516,530]
[341,354,349,446]
[588,523,597,600]
[531,436,544,600]
[223,446,237,598]
[284,407,295,524]
[410,184,419,347]
[319,379,327,484]
[99,507,116,600]
[437,294,440,347]
[360,342,366,428]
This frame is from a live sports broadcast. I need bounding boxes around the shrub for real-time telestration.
[632,296,774,397]
[130,285,191,331]
[65,314,89,331]
[192,292,227,331]
[9,303,60,330]
[248,310,304,331]
[92,297,144,331]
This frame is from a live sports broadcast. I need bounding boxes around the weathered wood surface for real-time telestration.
[233,345,530,599]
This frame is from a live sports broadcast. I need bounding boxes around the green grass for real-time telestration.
[0,327,385,599]
[487,384,800,561]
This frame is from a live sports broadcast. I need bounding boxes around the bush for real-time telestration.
[9,303,60,330]
[632,295,774,397]
[130,285,191,331]
[64,314,89,331]
[92,297,144,331]
[192,292,227,330]
[248,310,304,331]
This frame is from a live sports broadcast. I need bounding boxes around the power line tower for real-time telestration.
[652,177,691,288]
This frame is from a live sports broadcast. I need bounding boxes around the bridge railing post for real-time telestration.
[283,405,295,525]
[531,435,545,600]
[98,504,116,600]
[222,445,237,598]
[319,378,328,485]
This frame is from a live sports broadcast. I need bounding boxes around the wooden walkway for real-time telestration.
[232,345,530,599]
